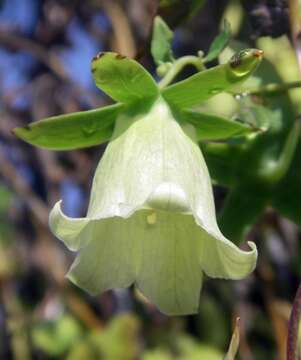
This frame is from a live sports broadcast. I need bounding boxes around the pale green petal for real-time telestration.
[50,200,256,314]
[134,208,256,315]
[86,98,219,236]
[198,232,257,279]
[136,211,203,316]
[55,208,203,315]
[67,215,139,295]
[49,201,90,251]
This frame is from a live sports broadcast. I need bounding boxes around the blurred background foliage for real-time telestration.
[0,0,300,359]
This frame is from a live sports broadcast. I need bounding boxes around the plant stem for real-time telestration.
[287,282,301,360]
[234,81,301,97]
[258,121,301,184]
[158,55,204,89]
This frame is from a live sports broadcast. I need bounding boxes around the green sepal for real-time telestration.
[162,49,263,109]
[205,19,231,63]
[13,103,124,150]
[178,109,255,140]
[91,52,159,103]
[151,16,174,66]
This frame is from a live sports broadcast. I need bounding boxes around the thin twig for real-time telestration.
[0,151,49,227]
[237,81,301,97]
[0,30,102,108]
[0,31,67,80]
[100,0,136,57]
[224,317,240,360]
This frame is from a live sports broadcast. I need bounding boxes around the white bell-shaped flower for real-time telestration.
[49,98,257,315]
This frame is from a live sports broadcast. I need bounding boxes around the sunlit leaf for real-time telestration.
[151,16,174,66]
[205,19,231,63]
[91,52,158,103]
[162,49,263,109]
[178,109,255,140]
[13,103,124,150]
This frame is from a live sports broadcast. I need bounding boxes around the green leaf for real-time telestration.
[90,315,140,360]
[201,142,242,187]
[32,315,82,357]
[205,19,231,63]
[91,52,158,103]
[151,16,174,66]
[218,187,267,244]
[13,103,123,150]
[272,141,301,227]
[162,48,263,109]
[178,109,254,140]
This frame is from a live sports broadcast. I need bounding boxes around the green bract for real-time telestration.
[14,48,263,315]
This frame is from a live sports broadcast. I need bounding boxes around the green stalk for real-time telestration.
[158,55,204,89]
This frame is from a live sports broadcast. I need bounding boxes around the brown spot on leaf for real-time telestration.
[115,54,126,60]
[92,52,105,62]
[254,49,264,58]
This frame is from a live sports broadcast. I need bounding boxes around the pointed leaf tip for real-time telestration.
[178,109,255,141]
[205,19,231,63]
[13,103,124,150]
[162,48,263,109]
[151,16,174,66]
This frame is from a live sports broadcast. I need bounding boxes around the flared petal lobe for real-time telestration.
[49,98,257,315]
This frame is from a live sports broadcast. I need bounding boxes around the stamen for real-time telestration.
[147,211,157,225]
